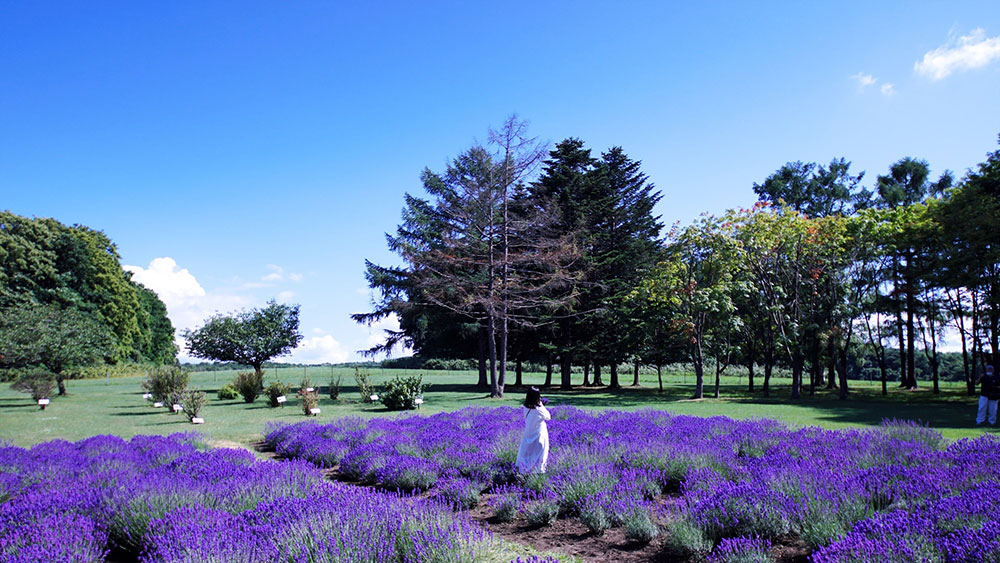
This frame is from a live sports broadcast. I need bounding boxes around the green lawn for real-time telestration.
[0,366,991,448]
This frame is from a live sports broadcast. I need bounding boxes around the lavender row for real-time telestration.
[0,433,526,563]
[264,407,1000,561]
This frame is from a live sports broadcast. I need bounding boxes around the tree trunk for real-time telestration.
[560,319,573,390]
[56,374,66,396]
[693,354,704,399]
[762,348,773,398]
[609,363,620,389]
[593,364,604,386]
[826,336,837,390]
[582,363,591,387]
[657,364,663,393]
[713,361,720,399]
[477,327,488,389]
[515,358,523,387]
[544,355,553,387]
[791,351,803,400]
[560,353,572,391]
[498,316,508,397]
[905,254,917,389]
[838,344,849,400]
[632,361,640,386]
[487,314,501,398]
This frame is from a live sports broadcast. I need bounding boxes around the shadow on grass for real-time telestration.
[110,411,165,417]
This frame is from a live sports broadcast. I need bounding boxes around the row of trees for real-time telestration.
[0,212,177,393]
[358,118,1000,400]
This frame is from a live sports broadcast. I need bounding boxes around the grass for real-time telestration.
[0,365,991,448]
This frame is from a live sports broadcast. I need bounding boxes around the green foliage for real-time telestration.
[328,374,342,400]
[663,517,712,559]
[0,300,115,394]
[183,300,303,374]
[298,388,319,415]
[216,383,239,400]
[492,491,521,523]
[233,371,263,403]
[622,508,659,544]
[11,371,55,401]
[140,365,189,403]
[266,380,291,407]
[379,374,428,411]
[180,390,205,420]
[354,367,376,403]
[580,503,612,535]
[0,212,175,364]
[524,497,559,528]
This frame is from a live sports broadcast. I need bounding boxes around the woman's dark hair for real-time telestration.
[524,386,542,408]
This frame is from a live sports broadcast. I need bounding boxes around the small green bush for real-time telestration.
[266,381,291,408]
[354,367,376,403]
[233,371,263,403]
[181,390,206,421]
[580,502,612,536]
[216,383,239,400]
[298,388,319,416]
[492,490,521,523]
[524,497,559,528]
[11,372,55,401]
[623,508,659,544]
[380,374,429,411]
[141,365,189,403]
[664,517,711,559]
[328,374,342,400]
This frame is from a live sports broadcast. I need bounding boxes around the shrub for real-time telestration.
[524,495,559,528]
[380,374,428,411]
[298,388,319,415]
[216,383,239,400]
[623,507,659,544]
[266,381,291,408]
[580,500,612,535]
[354,367,376,403]
[328,374,342,400]
[489,487,522,523]
[167,390,185,413]
[141,365,189,403]
[435,478,483,509]
[664,517,711,559]
[708,536,773,563]
[233,371,263,403]
[181,390,206,420]
[11,371,55,401]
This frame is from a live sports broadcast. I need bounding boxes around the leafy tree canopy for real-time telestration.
[183,300,303,375]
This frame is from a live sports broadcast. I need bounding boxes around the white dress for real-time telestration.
[516,405,551,473]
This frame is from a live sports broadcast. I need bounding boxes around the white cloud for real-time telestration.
[262,264,284,282]
[851,72,877,89]
[361,313,412,357]
[280,335,349,364]
[915,28,1000,80]
[277,290,296,302]
[880,83,895,96]
[289,273,303,282]
[125,257,251,361]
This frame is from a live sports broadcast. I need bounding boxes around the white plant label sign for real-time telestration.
[370,394,379,402]
[191,417,204,424]
[153,402,163,408]
[37,398,50,406]
[309,408,321,415]
[276,396,287,404]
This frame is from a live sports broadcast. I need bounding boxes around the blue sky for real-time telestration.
[2,2,999,362]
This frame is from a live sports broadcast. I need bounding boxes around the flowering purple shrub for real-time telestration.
[0,433,514,563]
[708,536,772,563]
[267,407,1000,560]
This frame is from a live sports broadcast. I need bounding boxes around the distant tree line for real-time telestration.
[357,118,1000,400]
[0,211,176,392]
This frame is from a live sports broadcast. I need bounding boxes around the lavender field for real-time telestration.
[0,433,530,563]
[264,407,1000,562]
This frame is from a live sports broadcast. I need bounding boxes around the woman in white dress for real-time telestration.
[516,386,551,474]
